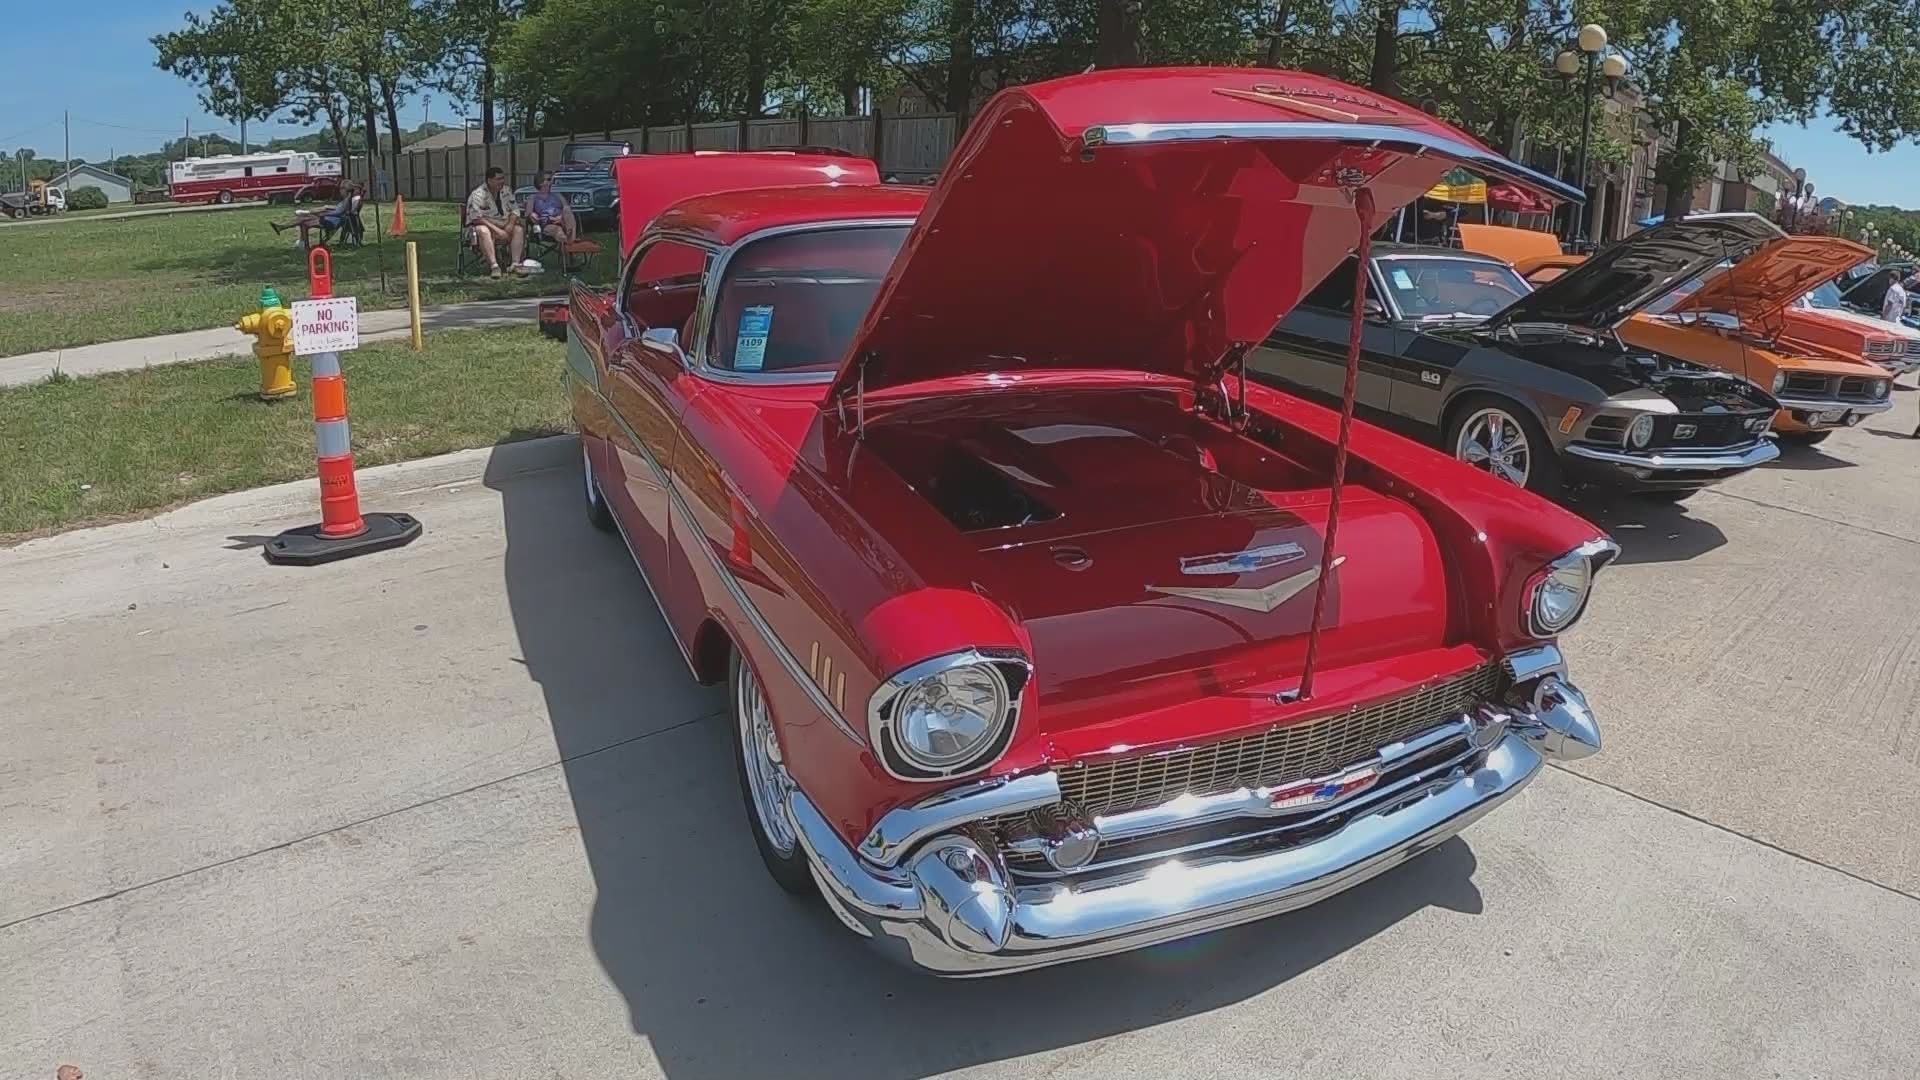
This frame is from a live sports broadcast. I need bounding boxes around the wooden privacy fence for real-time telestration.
[352,112,960,202]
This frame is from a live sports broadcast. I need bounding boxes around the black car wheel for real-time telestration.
[581,442,615,532]
[1779,430,1832,446]
[731,651,814,895]
[1447,396,1563,497]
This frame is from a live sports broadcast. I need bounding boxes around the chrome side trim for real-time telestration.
[1773,396,1892,414]
[1082,121,1584,204]
[1564,440,1780,470]
[859,771,1064,868]
[586,376,863,743]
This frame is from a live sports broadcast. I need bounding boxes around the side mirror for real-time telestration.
[1362,298,1387,320]
[638,326,681,356]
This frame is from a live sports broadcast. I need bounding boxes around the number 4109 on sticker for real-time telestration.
[735,305,774,371]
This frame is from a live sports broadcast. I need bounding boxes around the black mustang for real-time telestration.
[1251,218,1783,501]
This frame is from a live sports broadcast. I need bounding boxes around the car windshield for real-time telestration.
[708,224,911,375]
[1805,280,1845,310]
[1377,256,1529,318]
[1643,264,1719,315]
[567,144,628,164]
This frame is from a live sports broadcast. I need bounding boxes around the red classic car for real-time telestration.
[564,68,1612,975]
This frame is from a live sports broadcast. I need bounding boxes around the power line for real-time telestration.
[71,115,195,137]
[0,119,61,147]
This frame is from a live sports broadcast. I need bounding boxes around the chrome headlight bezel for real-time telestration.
[1524,538,1621,637]
[1875,378,1891,399]
[868,649,1031,782]
[1772,371,1788,394]
[1626,414,1655,448]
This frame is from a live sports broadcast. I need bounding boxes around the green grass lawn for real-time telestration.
[0,325,573,539]
[0,201,615,357]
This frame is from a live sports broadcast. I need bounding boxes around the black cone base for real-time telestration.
[264,512,423,566]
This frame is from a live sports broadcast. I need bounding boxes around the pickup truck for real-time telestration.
[1,186,64,219]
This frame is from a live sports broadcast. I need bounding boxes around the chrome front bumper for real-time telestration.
[1564,439,1779,472]
[787,663,1600,977]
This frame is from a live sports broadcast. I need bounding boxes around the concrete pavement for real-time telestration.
[4,400,1920,1077]
[0,297,545,387]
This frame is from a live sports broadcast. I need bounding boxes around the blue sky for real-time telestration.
[1762,113,1920,208]
[0,1,438,164]
[6,3,1920,207]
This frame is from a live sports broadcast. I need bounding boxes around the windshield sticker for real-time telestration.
[736,305,773,371]
[1390,268,1414,290]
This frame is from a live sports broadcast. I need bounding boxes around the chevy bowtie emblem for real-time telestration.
[1153,556,1346,613]
[1265,762,1380,812]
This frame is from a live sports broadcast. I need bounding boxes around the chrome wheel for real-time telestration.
[583,443,598,504]
[1455,407,1532,487]
[736,661,796,856]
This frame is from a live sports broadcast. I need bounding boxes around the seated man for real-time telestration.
[524,171,578,247]
[269,181,361,244]
[466,166,528,278]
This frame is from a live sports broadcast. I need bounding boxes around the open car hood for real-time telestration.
[1485,213,1783,332]
[1840,266,1899,312]
[824,67,1578,401]
[1667,234,1873,335]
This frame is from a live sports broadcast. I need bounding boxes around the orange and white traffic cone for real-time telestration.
[264,248,423,566]
[387,195,407,237]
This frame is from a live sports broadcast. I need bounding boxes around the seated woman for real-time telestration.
[524,172,577,246]
[270,181,361,242]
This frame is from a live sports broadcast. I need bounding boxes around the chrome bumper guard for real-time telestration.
[1773,396,1892,417]
[1564,439,1779,471]
[787,649,1599,977]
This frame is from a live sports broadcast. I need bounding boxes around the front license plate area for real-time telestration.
[1816,409,1848,424]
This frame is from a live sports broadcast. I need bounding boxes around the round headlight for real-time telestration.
[1876,379,1890,399]
[1528,555,1597,635]
[1627,414,1655,448]
[871,658,1020,778]
[1772,371,1788,394]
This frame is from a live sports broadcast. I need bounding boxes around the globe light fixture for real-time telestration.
[1602,54,1628,79]
[1556,51,1581,76]
[1578,23,1608,53]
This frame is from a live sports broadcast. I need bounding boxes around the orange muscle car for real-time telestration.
[1459,220,1894,443]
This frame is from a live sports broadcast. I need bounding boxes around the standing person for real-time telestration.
[466,166,528,278]
[524,171,577,247]
[1883,272,1909,326]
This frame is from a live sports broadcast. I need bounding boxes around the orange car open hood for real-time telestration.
[824,67,1579,402]
[1670,234,1873,336]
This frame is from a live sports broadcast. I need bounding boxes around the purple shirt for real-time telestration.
[528,191,566,224]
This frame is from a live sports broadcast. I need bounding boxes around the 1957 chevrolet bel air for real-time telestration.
[562,68,1614,975]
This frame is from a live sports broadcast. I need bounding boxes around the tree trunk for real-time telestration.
[1095,0,1142,68]
[1658,117,1698,220]
[363,86,381,192]
[1261,2,1294,66]
[381,76,404,158]
[1368,2,1401,98]
[481,60,497,143]
[944,0,977,118]
[839,74,861,117]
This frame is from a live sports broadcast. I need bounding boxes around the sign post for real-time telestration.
[263,248,424,566]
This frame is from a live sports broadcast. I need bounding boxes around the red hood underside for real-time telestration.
[827,67,1576,402]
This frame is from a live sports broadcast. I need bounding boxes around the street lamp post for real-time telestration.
[1557,24,1627,248]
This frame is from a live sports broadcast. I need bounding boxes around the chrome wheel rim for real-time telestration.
[582,444,600,507]
[1456,408,1532,487]
[737,661,796,856]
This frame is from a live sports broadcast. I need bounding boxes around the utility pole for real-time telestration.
[64,109,70,181]
[184,117,191,161]
[240,117,247,155]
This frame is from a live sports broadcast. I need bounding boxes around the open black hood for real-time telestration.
[1485,213,1781,331]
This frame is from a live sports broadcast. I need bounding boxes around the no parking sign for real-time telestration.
[289,296,359,356]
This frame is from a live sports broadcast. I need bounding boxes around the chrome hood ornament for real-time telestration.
[1154,556,1346,614]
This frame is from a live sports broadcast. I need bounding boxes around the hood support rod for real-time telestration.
[1299,187,1377,702]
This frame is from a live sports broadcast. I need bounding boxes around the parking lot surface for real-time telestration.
[4,396,1919,1079]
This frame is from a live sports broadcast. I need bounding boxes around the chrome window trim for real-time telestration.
[867,647,1033,783]
[1081,121,1584,204]
[688,218,916,386]
[616,231,722,353]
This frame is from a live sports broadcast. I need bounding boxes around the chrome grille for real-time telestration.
[1906,340,1920,359]
[1049,663,1502,820]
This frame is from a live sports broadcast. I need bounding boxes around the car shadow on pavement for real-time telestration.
[486,437,1490,1080]
[1762,442,1858,470]
[1565,491,1728,566]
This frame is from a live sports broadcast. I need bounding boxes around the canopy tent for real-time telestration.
[1424,167,1489,204]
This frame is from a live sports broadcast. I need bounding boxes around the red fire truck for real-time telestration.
[167,152,344,205]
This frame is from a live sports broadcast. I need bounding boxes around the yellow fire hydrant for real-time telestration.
[236,286,296,400]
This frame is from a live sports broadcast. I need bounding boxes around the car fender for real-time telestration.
[1441,347,1604,453]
